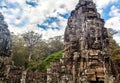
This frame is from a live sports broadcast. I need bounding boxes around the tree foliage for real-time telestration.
[22,31,42,61]
[11,31,64,69]
[12,34,28,66]
[48,36,64,53]
[107,28,120,73]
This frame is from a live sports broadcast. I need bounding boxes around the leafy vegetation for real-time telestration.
[108,28,120,73]
[27,50,63,72]
[11,31,64,69]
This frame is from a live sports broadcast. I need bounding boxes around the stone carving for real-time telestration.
[47,0,119,83]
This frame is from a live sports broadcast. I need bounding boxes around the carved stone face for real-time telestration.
[90,27,95,37]
[88,27,102,49]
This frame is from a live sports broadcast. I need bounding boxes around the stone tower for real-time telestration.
[0,12,11,56]
[47,0,119,83]
[0,12,12,82]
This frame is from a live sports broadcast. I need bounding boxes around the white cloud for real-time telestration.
[113,34,120,45]
[105,5,120,45]
[94,0,117,8]
[109,6,120,17]
[93,0,118,14]
[1,0,78,39]
[0,0,120,45]
[105,17,120,31]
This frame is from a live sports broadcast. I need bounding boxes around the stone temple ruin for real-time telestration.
[0,0,119,83]
[47,0,119,83]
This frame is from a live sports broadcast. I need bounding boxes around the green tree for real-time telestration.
[107,28,120,73]
[31,41,50,61]
[48,36,64,53]
[11,34,28,66]
[107,28,119,56]
[22,31,42,61]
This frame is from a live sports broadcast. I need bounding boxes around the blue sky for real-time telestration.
[0,0,120,45]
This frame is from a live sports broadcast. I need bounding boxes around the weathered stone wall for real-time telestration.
[26,71,46,83]
[0,66,46,83]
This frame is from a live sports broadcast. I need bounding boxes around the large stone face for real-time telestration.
[64,0,106,51]
[47,0,119,83]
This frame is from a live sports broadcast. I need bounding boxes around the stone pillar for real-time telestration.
[20,71,27,83]
[47,68,52,83]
